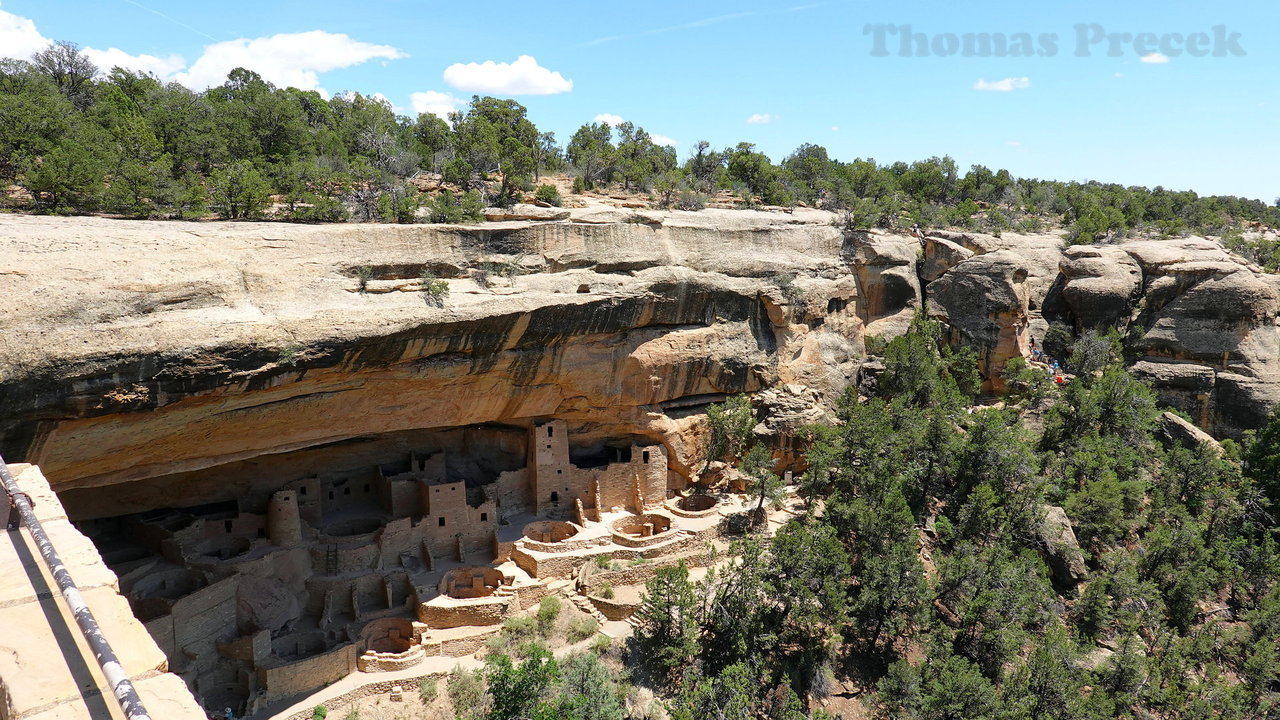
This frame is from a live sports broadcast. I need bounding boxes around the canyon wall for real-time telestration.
[1,210,1277,513]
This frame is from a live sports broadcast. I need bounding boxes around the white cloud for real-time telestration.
[593,113,625,126]
[651,134,678,147]
[1140,52,1170,64]
[973,76,1031,92]
[443,55,572,95]
[0,2,50,60]
[1006,140,1022,146]
[367,92,408,115]
[746,113,776,124]
[831,126,840,131]
[411,90,462,119]
[1114,72,1124,78]
[83,46,186,78]
[174,30,406,93]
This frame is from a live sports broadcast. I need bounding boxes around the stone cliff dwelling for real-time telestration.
[70,419,721,716]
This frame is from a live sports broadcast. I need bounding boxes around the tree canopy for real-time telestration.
[0,39,1275,246]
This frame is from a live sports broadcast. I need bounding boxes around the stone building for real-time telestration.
[77,420,673,715]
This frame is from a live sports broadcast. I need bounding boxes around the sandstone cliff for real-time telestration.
[0,211,1275,514]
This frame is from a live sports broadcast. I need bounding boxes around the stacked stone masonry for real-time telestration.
[70,422,701,717]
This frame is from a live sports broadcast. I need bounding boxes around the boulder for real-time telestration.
[1156,410,1223,454]
[237,576,301,634]
[920,236,975,282]
[1056,244,1142,331]
[1038,505,1088,587]
[754,384,833,435]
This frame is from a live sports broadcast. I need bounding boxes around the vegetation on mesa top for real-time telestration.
[2,42,1279,249]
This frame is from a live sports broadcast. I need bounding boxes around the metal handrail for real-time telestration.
[1,455,153,720]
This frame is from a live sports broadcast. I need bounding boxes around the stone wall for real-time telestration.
[257,643,358,705]
[418,597,513,628]
[588,594,640,621]
[281,673,451,720]
[148,575,238,678]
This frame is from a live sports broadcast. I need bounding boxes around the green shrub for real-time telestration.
[311,706,328,720]
[571,176,586,193]
[864,334,889,356]
[207,160,272,219]
[418,677,438,704]
[377,187,419,224]
[287,194,349,223]
[1004,356,1052,407]
[593,555,611,569]
[423,189,484,224]
[278,343,303,367]
[536,596,562,636]
[590,634,612,654]
[598,583,615,599]
[447,665,486,711]
[675,188,707,211]
[534,184,562,206]
[355,265,373,294]
[502,615,537,641]
[420,270,449,306]
[567,616,598,643]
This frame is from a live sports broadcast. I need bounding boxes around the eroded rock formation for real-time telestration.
[1047,237,1280,434]
[1,210,1278,513]
[0,210,863,507]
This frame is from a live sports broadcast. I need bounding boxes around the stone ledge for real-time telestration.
[0,464,205,720]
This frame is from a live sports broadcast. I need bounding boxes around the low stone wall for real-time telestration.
[356,644,426,672]
[418,596,512,628]
[518,535,605,554]
[665,496,722,518]
[577,544,718,595]
[511,547,590,579]
[588,595,640,621]
[512,582,550,611]
[609,513,676,548]
[428,627,499,657]
[0,463,208,720]
[257,643,358,705]
[282,673,450,720]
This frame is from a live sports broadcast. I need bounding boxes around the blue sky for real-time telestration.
[3,0,1275,201]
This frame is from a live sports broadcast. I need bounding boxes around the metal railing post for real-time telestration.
[2,455,153,720]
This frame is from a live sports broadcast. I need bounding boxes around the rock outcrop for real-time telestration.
[1038,505,1088,588]
[0,210,861,512]
[927,250,1031,392]
[1048,237,1280,435]
[1,211,1278,516]
[481,204,571,222]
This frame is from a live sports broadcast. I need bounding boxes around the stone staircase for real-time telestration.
[550,580,608,627]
